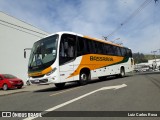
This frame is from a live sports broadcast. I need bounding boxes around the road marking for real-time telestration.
[49,86,83,96]
[23,84,127,120]
[99,83,127,90]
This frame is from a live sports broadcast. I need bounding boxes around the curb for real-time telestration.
[0,84,54,96]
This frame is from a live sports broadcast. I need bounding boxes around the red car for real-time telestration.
[0,74,24,90]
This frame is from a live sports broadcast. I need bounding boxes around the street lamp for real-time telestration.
[24,48,32,58]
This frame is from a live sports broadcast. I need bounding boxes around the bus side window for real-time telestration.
[59,34,76,65]
[91,41,96,54]
[89,40,95,54]
[108,45,114,55]
[104,44,109,55]
[77,37,86,56]
[124,48,128,57]
[127,49,132,57]
[84,38,94,54]
[112,46,117,55]
[94,41,99,54]
[98,42,104,54]
[116,47,121,56]
[120,48,127,57]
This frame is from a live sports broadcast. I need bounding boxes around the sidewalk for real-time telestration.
[0,84,54,96]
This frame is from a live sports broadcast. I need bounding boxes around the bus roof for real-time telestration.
[46,31,124,48]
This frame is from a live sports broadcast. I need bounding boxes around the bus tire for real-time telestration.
[79,71,90,85]
[55,83,65,89]
[120,67,125,78]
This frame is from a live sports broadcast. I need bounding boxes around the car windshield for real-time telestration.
[3,74,17,79]
[28,34,59,71]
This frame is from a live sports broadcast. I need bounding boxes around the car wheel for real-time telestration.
[3,84,8,91]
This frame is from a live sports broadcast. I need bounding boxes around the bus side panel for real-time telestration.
[122,58,134,73]
[90,70,98,79]
[95,64,120,77]
[94,57,133,78]
[73,56,82,81]
[73,56,98,81]
[59,61,74,83]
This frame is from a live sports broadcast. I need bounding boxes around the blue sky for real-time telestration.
[0,0,160,54]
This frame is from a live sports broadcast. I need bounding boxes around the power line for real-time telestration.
[106,0,153,38]
[0,19,47,36]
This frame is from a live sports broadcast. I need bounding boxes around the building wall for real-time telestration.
[0,12,48,82]
[148,59,160,64]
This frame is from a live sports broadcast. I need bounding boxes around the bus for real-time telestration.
[26,31,134,88]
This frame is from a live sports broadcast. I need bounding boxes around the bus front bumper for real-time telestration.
[29,77,57,85]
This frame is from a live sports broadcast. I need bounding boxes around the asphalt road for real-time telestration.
[0,72,160,120]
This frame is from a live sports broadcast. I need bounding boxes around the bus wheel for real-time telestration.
[55,83,65,89]
[79,71,90,85]
[120,67,125,78]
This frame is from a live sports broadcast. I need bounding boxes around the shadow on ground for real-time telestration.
[34,75,131,93]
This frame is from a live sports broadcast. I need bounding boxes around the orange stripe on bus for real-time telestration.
[28,66,52,77]
[67,54,124,78]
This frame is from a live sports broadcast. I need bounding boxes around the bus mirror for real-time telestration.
[24,48,32,58]
[24,50,26,58]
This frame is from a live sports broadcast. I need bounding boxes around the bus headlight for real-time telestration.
[46,68,57,76]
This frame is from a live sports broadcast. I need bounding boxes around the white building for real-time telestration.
[148,59,160,69]
[135,59,160,71]
[0,12,48,82]
[148,59,160,65]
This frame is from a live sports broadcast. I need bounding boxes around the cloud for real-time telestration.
[128,24,160,53]
[0,0,160,53]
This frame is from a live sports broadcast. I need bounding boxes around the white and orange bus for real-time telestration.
[26,31,134,88]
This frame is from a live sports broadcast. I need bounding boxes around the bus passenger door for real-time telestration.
[59,34,76,82]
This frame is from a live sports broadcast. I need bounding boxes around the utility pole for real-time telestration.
[151,50,157,70]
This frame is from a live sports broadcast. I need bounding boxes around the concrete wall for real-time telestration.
[148,59,160,64]
[0,12,48,82]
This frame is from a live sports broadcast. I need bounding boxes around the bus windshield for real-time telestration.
[28,34,58,72]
